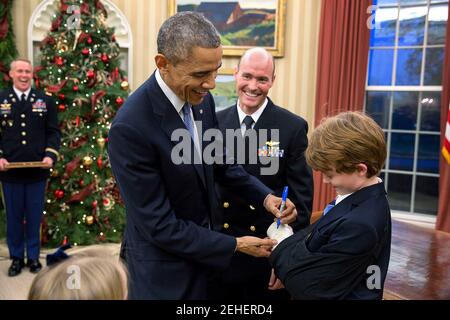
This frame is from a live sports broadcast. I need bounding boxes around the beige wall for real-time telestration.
[12,0,321,125]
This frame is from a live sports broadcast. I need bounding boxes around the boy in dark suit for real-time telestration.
[269,111,391,300]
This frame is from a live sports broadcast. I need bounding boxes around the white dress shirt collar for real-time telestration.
[13,86,31,101]
[236,98,269,128]
[155,69,185,114]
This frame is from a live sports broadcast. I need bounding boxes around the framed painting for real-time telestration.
[168,0,286,57]
[211,68,237,112]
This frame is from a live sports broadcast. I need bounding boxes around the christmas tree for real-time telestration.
[35,0,128,246]
[0,0,18,90]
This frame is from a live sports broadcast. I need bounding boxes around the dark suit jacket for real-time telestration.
[213,100,313,289]
[0,87,60,183]
[269,182,391,300]
[108,73,272,300]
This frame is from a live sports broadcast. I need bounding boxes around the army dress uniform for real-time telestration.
[0,87,60,263]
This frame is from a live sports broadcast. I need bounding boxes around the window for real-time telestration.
[365,0,448,216]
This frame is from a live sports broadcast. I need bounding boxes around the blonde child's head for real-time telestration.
[28,246,127,300]
[306,111,386,178]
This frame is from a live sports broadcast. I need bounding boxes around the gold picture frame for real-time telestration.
[168,0,286,57]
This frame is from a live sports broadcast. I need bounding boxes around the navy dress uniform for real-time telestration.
[210,98,314,300]
[0,87,60,273]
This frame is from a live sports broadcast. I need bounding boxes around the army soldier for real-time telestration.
[210,48,314,300]
[0,59,60,277]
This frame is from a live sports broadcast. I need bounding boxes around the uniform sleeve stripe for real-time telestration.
[45,148,59,157]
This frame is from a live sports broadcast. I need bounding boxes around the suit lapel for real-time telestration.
[225,105,242,131]
[315,200,354,230]
[253,99,276,131]
[9,87,19,102]
[149,74,207,188]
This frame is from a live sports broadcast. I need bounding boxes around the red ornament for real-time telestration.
[55,56,63,66]
[76,115,80,127]
[102,198,110,207]
[87,37,93,44]
[73,85,79,92]
[58,104,66,112]
[79,179,84,187]
[92,200,98,208]
[54,189,64,199]
[87,70,95,79]
[101,54,108,63]
[82,48,89,55]
[112,34,116,42]
[62,235,68,245]
[97,155,103,169]
[116,97,124,106]
[58,93,65,100]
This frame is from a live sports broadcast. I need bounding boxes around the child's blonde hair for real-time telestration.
[28,246,127,300]
[306,111,386,178]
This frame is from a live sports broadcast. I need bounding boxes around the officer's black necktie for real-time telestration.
[19,93,27,112]
[243,115,254,134]
[243,116,255,163]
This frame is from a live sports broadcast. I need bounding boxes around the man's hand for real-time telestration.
[268,268,285,290]
[42,157,54,169]
[236,236,277,258]
[0,158,9,171]
[264,194,297,224]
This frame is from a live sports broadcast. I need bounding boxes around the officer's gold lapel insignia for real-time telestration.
[1,100,11,110]
[1,100,12,115]
[258,141,285,158]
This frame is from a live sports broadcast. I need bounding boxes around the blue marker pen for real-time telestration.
[277,186,289,229]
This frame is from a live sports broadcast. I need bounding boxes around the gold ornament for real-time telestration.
[86,216,94,225]
[51,169,59,177]
[97,137,106,149]
[121,81,129,91]
[83,156,93,166]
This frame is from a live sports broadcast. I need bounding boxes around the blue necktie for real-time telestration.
[182,103,195,141]
[323,200,336,216]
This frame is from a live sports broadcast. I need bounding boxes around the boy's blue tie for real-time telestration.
[323,200,336,216]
